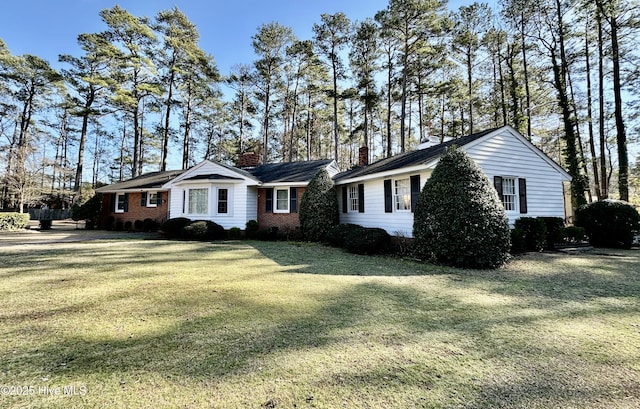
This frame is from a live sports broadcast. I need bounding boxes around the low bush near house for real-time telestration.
[245,220,259,239]
[103,215,115,231]
[124,220,133,231]
[181,220,226,241]
[0,212,30,231]
[115,220,124,231]
[513,217,547,252]
[228,227,242,240]
[344,226,390,255]
[325,223,362,247]
[255,227,279,241]
[161,217,191,238]
[562,226,586,243]
[575,200,640,249]
[134,219,144,231]
[538,217,565,250]
[143,218,157,232]
[510,228,527,254]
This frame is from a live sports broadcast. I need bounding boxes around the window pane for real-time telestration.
[218,188,228,214]
[394,179,411,211]
[148,192,157,206]
[189,188,208,214]
[276,189,288,211]
[117,194,126,211]
[348,186,358,211]
[502,178,516,211]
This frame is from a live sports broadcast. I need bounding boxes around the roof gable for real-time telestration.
[164,160,260,187]
[334,126,571,183]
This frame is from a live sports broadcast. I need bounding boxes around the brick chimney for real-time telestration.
[358,146,369,167]
[238,152,261,168]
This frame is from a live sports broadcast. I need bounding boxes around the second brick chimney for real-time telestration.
[237,152,261,168]
[358,146,369,167]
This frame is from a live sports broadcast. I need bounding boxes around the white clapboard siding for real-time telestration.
[465,128,568,225]
[338,127,570,237]
[164,160,259,229]
[339,170,432,237]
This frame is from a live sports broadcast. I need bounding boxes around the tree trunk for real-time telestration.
[585,17,602,201]
[610,14,628,201]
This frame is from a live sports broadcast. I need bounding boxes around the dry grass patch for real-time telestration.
[0,237,638,408]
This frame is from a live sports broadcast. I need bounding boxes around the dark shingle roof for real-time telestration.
[96,169,185,192]
[247,159,334,183]
[183,174,243,181]
[335,128,498,182]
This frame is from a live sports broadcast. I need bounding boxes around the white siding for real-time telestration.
[165,160,260,230]
[465,130,568,225]
[339,170,432,237]
[337,128,569,237]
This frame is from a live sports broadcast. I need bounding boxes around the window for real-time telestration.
[147,192,158,207]
[348,185,359,212]
[394,179,411,211]
[188,188,208,215]
[275,188,289,212]
[115,193,127,213]
[501,177,517,211]
[217,188,228,214]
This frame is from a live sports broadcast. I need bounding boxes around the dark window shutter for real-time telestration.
[410,175,421,213]
[110,193,116,212]
[518,178,528,214]
[265,188,273,213]
[290,187,298,213]
[123,193,129,212]
[342,186,348,213]
[384,179,393,213]
[358,184,365,213]
[182,191,186,213]
[493,176,504,202]
[157,192,163,207]
[141,192,147,207]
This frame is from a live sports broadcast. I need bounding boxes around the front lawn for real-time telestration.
[0,238,638,408]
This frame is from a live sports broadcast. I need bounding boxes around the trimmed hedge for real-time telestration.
[245,220,259,239]
[344,226,390,255]
[181,220,226,241]
[161,217,192,238]
[513,217,547,252]
[0,212,30,231]
[413,146,511,269]
[575,200,640,249]
[538,217,565,250]
[325,223,362,247]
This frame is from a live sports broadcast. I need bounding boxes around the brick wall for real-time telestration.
[101,192,170,228]
[256,187,305,232]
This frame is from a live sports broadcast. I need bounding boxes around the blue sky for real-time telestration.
[0,0,478,76]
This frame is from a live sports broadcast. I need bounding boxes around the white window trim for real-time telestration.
[274,188,289,213]
[146,191,158,208]
[216,187,231,216]
[348,185,359,213]
[501,176,518,213]
[185,187,209,216]
[115,193,126,213]
[394,178,411,212]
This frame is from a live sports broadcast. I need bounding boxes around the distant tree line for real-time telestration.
[0,0,638,212]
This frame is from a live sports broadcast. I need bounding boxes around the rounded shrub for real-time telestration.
[161,217,191,238]
[181,220,226,241]
[513,217,547,252]
[228,227,242,240]
[299,168,339,242]
[134,219,144,231]
[413,146,511,269]
[325,223,362,247]
[510,228,527,254]
[561,226,586,243]
[575,200,640,249]
[142,218,157,232]
[344,226,390,255]
[124,220,133,231]
[0,213,30,231]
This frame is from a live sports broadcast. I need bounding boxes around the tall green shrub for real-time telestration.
[575,200,640,249]
[299,168,339,241]
[71,193,103,229]
[413,147,511,269]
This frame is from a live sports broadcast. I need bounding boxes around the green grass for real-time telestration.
[0,237,639,408]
